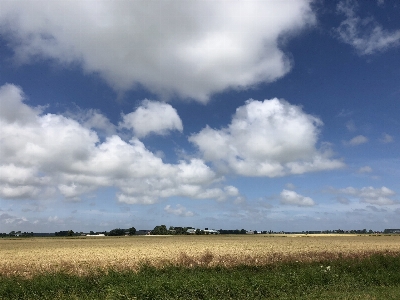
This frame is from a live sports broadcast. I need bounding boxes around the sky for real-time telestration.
[0,0,399,233]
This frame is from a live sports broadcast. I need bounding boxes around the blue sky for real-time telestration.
[0,0,399,233]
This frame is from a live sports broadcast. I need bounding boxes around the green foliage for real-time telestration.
[1,254,400,299]
[128,227,136,236]
[152,225,169,235]
[107,228,125,236]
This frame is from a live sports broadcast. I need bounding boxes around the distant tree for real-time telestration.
[195,229,205,235]
[240,229,247,234]
[108,228,125,236]
[89,231,95,235]
[128,227,136,235]
[174,227,187,235]
[67,230,74,236]
[152,225,168,235]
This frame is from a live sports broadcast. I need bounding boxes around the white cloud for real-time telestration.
[164,204,194,217]
[339,186,397,206]
[336,196,350,205]
[0,83,236,204]
[119,100,183,138]
[285,183,296,190]
[336,0,400,55]
[71,109,117,137]
[0,0,315,102]
[345,120,356,132]
[190,98,344,177]
[0,213,28,225]
[0,84,41,124]
[377,0,385,7]
[380,133,393,143]
[345,135,368,146]
[280,189,315,207]
[224,186,239,197]
[358,166,372,173]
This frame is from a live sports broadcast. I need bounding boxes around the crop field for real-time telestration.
[1,234,400,278]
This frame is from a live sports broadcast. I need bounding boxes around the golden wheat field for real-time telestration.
[1,234,400,277]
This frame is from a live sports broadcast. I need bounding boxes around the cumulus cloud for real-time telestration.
[336,0,400,55]
[280,189,315,207]
[338,186,397,206]
[0,0,315,102]
[119,100,183,138]
[164,204,194,217]
[0,83,236,204]
[70,109,117,137]
[190,98,344,177]
[344,135,368,146]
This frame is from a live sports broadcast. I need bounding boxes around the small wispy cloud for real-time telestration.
[336,0,400,55]
[380,133,393,143]
[285,183,296,190]
[346,120,356,132]
[164,204,194,217]
[344,135,368,146]
[336,196,350,205]
[358,166,372,173]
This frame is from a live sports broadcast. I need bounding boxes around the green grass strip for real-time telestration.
[1,253,400,299]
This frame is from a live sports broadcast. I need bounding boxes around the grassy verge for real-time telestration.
[1,253,400,299]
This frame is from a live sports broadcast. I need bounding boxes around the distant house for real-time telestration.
[86,234,105,237]
[186,229,196,234]
[246,230,254,234]
[204,229,219,234]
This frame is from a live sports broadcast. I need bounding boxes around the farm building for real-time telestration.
[204,229,219,234]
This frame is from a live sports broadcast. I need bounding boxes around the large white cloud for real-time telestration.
[119,100,183,138]
[336,0,400,55]
[190,98,344,177]
[0,84,235,204]
[0,0,315,102]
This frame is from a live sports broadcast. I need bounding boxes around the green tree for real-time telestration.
[152,225,168,235]
[128,227,136,235]
[108,228,125,236]
[67,230,74,236]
